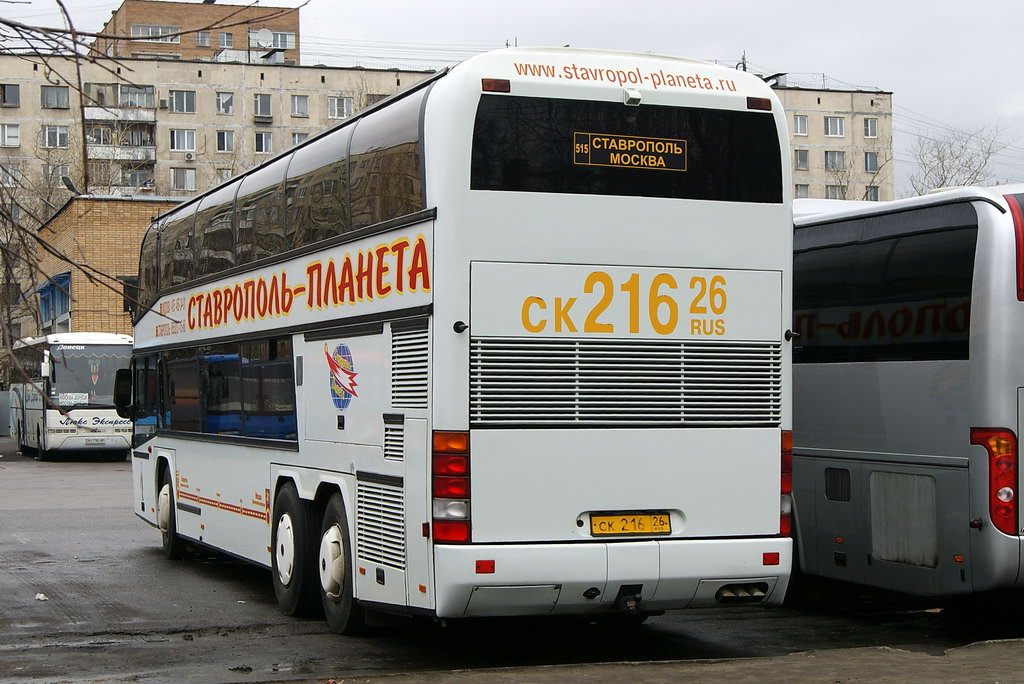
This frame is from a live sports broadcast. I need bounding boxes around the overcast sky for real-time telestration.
[5,0,1024,194]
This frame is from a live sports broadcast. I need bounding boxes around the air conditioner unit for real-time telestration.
[159,99,168,109]
[184,152,193,161]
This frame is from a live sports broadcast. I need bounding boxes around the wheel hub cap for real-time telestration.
[158,484,171,533]
[319,524,345,600]
[276,512,296,585]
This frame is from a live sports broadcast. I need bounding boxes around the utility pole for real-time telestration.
[737,51,747,72]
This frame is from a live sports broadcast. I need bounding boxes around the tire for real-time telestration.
[36,428,52,461]
[318,492,365,634]
[271,483,321,616]
[157,464,188,560]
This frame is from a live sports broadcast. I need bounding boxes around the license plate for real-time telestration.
[591,512,671,536]
[85,438,106,445]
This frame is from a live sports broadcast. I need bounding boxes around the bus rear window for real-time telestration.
[470,95,783,203]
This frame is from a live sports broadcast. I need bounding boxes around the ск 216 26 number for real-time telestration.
[521,271,728,336]
[590,512,671,536]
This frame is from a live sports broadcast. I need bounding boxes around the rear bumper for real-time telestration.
[433,536,792,618]
[48,433,130,451]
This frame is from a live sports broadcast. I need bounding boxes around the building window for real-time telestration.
[327,95,352,119]
[41,85,69,109]
[0,163,22,187]
[255,131,272,154]
[254,93,271,116]
[217,168,233,183]
[38,272,70,332]
[218,32,233,48]
[171,167,196,191]
[42,125,69,148]
[794,149,808,171]
[292,132,309,146]
[824,116,845,137]
[123,164,153,188]
[43,164,70,188]
[864,117,878,138]
[216,91,234,114]
[124,126,154,147]
[865,185,880,201]
[169,128,196,151]
[130,24,180,43]
[196,31,210,47]
[825,184,847,200]
[216,130,234,152]
[824,150,846,171]
[117,276,139,313]
[249,30,296,49]
[864,151,879,173]
[291,94,309,117]
[0,123,19,147]
[86,125,112,145]
[89,160,113,186]
[168,90,195,113]
[0,84,20,107]
[793,114,807,136]
[795,184,809,199]
[120,84,154,107]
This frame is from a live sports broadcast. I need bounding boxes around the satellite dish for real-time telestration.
[254,28,273,48]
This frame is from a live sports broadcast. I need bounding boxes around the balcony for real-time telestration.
[86,144,156,162]
[84,106,156,122]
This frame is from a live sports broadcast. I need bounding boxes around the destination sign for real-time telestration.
[573,132,687,172]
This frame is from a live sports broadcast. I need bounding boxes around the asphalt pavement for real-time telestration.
[4,433,1024,683]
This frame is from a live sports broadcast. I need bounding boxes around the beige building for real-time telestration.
[773,85,895,202]
[91,0,301,64]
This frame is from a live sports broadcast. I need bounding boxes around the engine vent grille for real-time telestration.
[356,480,406,570]
[391,321,428,409]
[470,337,782,427]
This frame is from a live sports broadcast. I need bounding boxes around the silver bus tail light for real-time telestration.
[432,431,471,543]
[971,427,1018,535]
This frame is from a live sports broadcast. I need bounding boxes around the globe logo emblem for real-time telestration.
[324,343,359,411]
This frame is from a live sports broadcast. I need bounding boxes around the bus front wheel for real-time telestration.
[319,492,364,634]
[157,465,188,559]
[271,483,321,616]
[36,428,52,461]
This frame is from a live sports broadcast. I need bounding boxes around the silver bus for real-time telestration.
[792,186,1024,596]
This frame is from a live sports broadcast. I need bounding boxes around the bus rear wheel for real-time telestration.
[157,465,188,560]
[319,492,364,634]
[271,483,321,616]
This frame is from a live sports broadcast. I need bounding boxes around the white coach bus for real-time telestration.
[792,186,1024,596]
[10,332,133,459]
[116,47,793,632]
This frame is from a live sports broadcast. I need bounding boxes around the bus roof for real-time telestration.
[795,184,1024,229]
[14,332,133,349]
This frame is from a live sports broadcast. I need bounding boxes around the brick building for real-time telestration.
[34,196,178,335]
[91,0,300,63]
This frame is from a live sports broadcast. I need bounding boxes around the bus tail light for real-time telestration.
[971,428,1018,536]
[780,430,793,536]
[1005,193,1024,301]
[433,431,471,543]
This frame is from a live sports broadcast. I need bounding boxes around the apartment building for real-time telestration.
[91,0,301,64]
[0,54,432,213]
[773,84,895,202]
